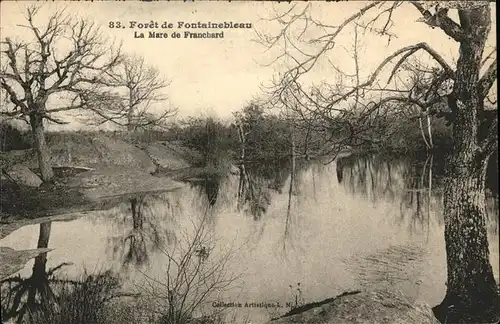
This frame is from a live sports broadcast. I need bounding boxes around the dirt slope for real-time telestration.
[18,134,157,173]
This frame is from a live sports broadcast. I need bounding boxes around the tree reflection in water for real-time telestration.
[337,154,397,203]
[1,222,65,323]
[400,155,437,238]
[234,158,308,221]
[0,223,123,324]
[107,194,177,268]
[236,166,272,220]
[204,174,220,207]
[336,153,443,237]
[335,152,498,238]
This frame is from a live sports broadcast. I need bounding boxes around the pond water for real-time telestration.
[1,153,498,324]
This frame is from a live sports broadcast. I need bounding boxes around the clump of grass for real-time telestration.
[288,282,305,312]
[0,121,32,152]
[25,270,125,324]
[99,297,158,324]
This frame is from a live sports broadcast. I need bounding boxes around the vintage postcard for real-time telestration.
[0,1,498,324]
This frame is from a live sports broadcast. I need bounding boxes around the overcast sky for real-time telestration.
[1,1,496,130]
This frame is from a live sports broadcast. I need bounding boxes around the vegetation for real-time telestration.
[25,270,123,324]
[140,211,240,324]
[1,209,239,324]
[1,103,455,164]
[0,122,31,152]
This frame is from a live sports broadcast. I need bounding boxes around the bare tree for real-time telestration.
[85,55,177,131]
[259,1,498,322]
[136,210,241,324]
[0,5,121,182]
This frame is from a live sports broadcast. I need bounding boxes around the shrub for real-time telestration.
[25,270,124,324]
[0,121,32,151]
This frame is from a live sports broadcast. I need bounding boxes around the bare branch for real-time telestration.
[258,2,383,82]
[478,58,497,99]
[481,47,497,68]
[324,42,454,110]
[411,1,465,42]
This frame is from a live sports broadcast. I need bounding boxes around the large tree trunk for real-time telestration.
[438,149,498,322]
[29,113,53,182]
[434,5,499,323]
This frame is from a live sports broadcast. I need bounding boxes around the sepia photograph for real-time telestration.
[0,1,498,323]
